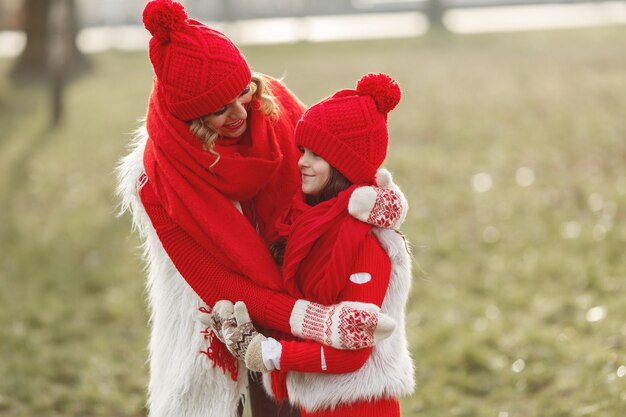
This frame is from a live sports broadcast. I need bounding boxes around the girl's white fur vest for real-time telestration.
[263,227,415,412]
[117,127,247,417]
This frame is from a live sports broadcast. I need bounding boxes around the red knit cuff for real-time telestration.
[262,292,296,334]
[279,340,323,372]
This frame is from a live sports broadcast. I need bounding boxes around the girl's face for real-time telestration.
[204,84,254,138]
[298,147,331,196]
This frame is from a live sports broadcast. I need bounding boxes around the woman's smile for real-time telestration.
[223,119,245,130]
[203,84,254,138]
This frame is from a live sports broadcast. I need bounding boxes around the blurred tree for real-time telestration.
[426,0,448,31]
[221,0,235,22]
[10,0,89,81]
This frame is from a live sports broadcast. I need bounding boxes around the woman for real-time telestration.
[217,74,415,417]
[116,1,407,417]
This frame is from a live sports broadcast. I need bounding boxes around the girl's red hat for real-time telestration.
[295,73,401,184]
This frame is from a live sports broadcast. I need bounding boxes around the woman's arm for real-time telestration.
[140,179,394,349]
[140,178,296,333]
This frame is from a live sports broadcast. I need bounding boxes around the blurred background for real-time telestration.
[1,1,625,416]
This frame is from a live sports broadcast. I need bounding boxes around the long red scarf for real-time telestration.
[143,78,302,292]
[277,186,373,305]
[270,186,373,400]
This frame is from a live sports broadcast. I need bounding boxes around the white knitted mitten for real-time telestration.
[244,332,271,373]
[349,168,408,230]
[289,300,395,350]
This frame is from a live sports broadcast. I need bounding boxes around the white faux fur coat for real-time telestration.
[263,227,415,412]
[117,127,247,417]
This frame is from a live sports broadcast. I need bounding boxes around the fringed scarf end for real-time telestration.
[199,308,239,382]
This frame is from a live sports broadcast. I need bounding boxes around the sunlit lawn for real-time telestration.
[1,26,625,417]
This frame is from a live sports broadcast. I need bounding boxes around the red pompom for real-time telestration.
[143,0,188,42]
[356,73,401,114]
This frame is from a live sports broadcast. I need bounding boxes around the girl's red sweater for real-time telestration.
[279,234,391,373]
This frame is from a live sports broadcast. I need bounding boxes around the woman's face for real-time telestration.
[204,84,254,138]
[298,147,331,196]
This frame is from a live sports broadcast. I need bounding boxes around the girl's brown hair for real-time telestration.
[304,166,352,206]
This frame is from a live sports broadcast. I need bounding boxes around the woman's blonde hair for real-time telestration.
[188,73,280,168]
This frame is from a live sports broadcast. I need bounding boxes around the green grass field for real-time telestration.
[1,26,625,417]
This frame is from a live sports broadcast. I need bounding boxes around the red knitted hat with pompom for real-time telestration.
[143,0,251,120]
[295,73,401,184]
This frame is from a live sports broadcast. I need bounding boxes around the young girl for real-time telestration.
[218,73,415,417]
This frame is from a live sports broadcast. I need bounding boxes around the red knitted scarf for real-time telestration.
[277,185,373,305]
[143,78,301,292]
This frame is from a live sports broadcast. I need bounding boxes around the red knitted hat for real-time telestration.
[142,0,251,120]
[295,73,401,184]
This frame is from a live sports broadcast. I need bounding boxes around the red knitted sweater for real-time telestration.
[272,231,398,417]
[278,233,391,373]
[140,180,297,333]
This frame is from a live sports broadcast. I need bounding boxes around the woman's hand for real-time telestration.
[289,300,395,350]
[348,168,408,229]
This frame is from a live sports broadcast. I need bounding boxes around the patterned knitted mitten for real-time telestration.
[349,168,408,230]
[222,301,267,363]
[289,300,396,350]
[203,300,234,343]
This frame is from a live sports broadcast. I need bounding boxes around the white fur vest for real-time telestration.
[116,126,247,417]
[263,227,415,412]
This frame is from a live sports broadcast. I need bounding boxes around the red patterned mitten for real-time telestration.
[349,168,408,229]
[289,300,395,350]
